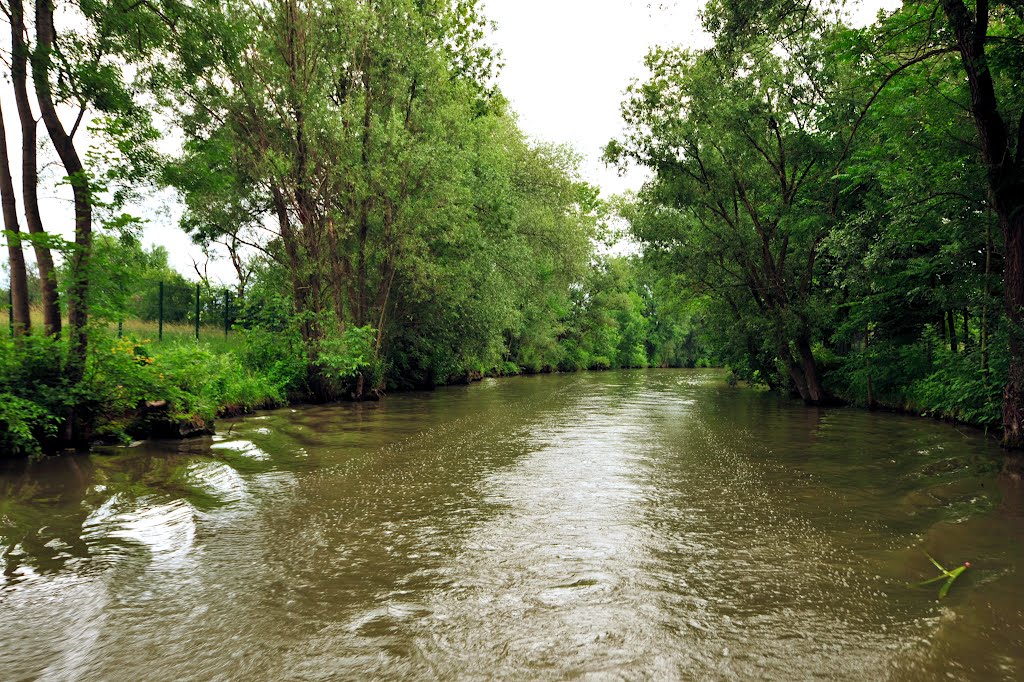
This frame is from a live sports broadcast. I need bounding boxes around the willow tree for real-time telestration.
[608,16,859,403]
[164,0,505,399]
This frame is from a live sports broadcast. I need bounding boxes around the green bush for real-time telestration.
[0,335,67,457]
[239,325,309,398]
[516,347,544,374]
[0,393,60,457]
[909,349,1003,426]
[318,325,385,395]
[623,343,649,369]
[152,341,284,417]
[825,324,1005,427]
[557,339,588,372]
[75,333,284,444]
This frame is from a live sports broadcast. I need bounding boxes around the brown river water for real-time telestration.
[1,369,1023,680]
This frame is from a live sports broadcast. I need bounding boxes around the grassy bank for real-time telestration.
[0,326,286,456]
[5,317,1001,459]
[1,315,670,457]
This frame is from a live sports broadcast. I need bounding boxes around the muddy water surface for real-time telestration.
[2,370,1022,680]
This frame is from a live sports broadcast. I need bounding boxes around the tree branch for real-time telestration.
[836,46,958,174]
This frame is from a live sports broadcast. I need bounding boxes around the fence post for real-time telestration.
[195,283,201,340]
[224,289,230,338]
[158,281,164,341]
[7,287,12,337]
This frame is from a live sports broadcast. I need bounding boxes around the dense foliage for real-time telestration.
[0,0,703,455]
[3,0,1022,454]
[609,0,1023,434]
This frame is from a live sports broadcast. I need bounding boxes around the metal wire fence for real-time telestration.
[5,282,239,342]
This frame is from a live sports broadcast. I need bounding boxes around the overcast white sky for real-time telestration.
[2,0,899,286]
[487,0,712,197]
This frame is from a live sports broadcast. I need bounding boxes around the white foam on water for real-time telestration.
[210,439,271,461]
[186,461,246,503]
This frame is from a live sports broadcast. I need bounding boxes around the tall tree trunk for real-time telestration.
[356,65,373,328]
[280,0,333,402]
[794,333,826,404]
[325,218,348,332]
[34,0,92,386]
[777,333,826,405]
[372,200,397,352]
[982,220,992,372]
[1001,207,1024,447]
[962,308,970,352]
[948,309,958,353]
[780,341,811,402]
[272,186,332,402]
[271,186,305,323]
[941,0,1024,448]
[10,0,59,336]
[0,108,31,335]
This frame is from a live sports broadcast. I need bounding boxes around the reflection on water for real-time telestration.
[1,370,1022,680]
[82,495,197,565]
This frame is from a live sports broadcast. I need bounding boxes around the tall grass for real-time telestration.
[16,307,244,353]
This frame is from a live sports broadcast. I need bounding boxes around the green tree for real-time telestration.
[608,17,856,403]
[698,0,1024,439]
[27,0,169,446]
[5,0,61,335]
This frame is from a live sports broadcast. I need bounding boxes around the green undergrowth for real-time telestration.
[0,331,287,455]
[2,320,706,457]
[824,336,1005,429]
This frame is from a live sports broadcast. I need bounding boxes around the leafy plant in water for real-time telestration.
[914,553,971,599]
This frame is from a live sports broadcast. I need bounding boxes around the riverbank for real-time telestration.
[1,327,686,458]
[2,317,1004,460]
[729,372,1013,464]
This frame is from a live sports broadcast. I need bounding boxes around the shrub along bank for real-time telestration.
[0,255,714,457]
